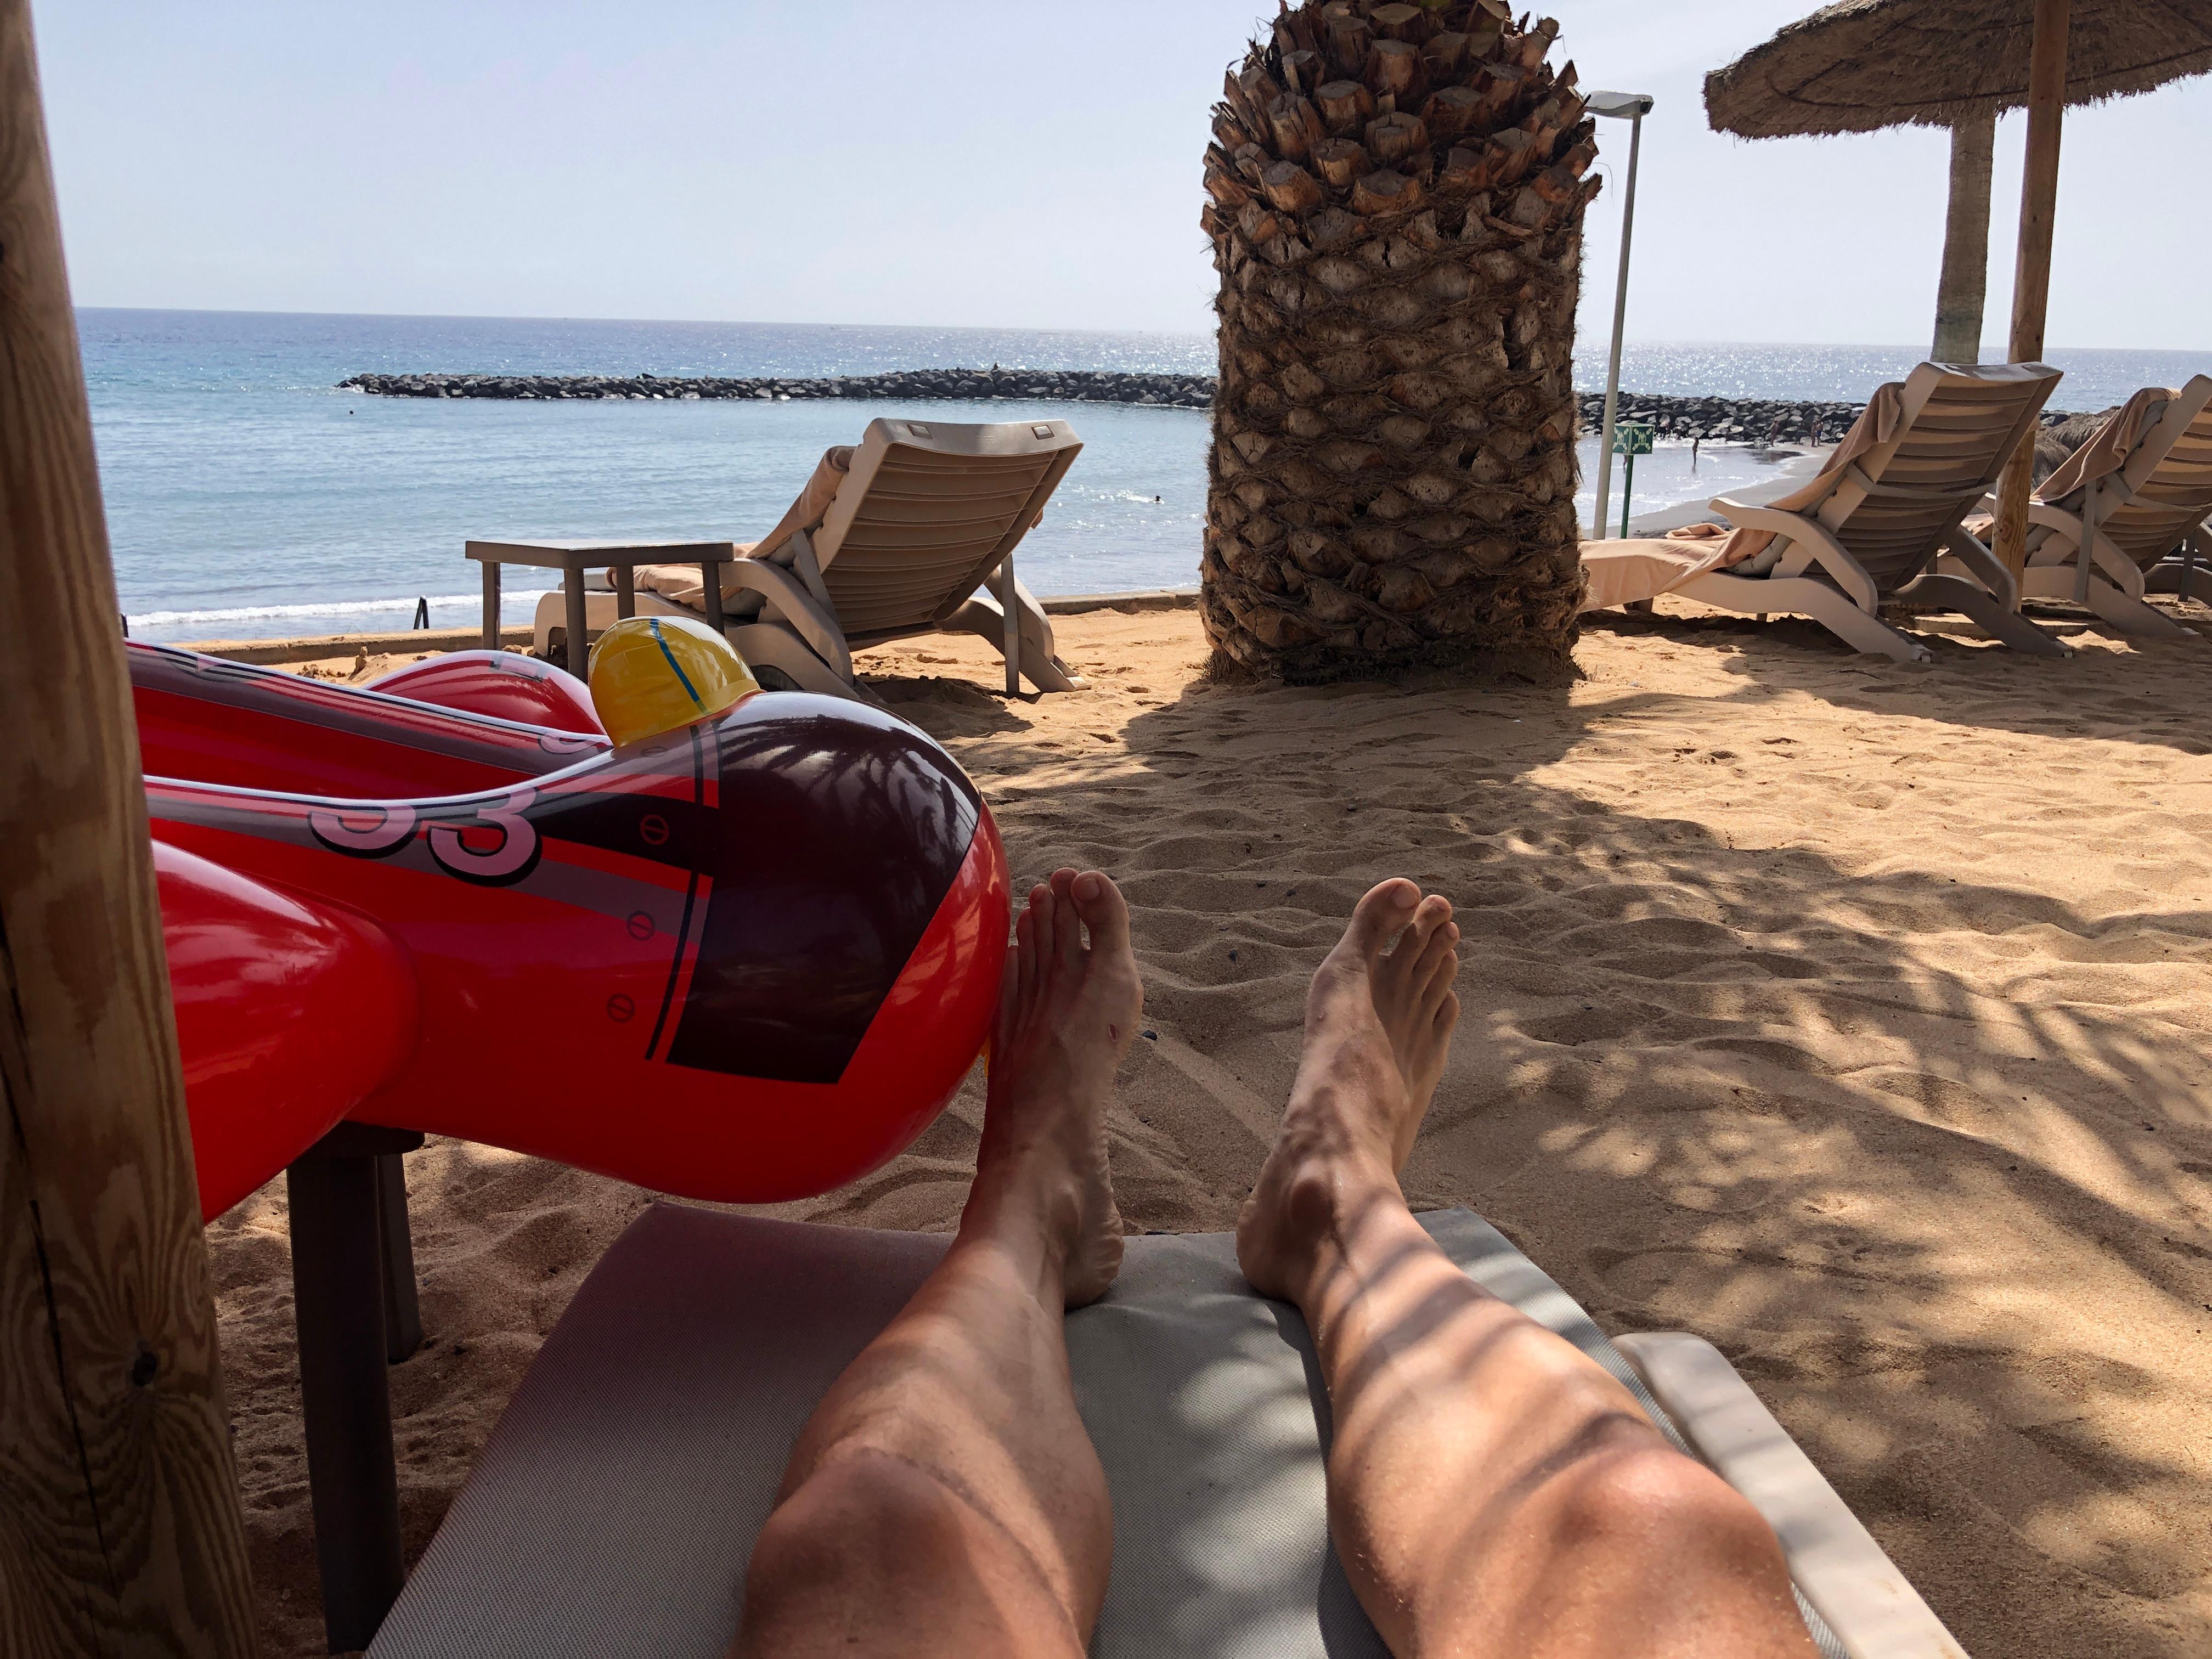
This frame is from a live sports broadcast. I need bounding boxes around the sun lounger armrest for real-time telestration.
[2022,501,2153,588]
[1937,523,2017,610]
[1705,499,1879,613]
[720,560,854,681]
[1612,1333,1966,1659]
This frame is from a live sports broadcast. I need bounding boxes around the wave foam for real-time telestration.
[127,590,548,628]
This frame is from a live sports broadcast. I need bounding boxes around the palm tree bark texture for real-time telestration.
[1201,0,1601,681]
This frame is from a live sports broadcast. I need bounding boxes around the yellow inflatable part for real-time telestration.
[588,616,761,747]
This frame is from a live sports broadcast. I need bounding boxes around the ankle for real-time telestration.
[949,1206,1071,1313]
[957,1173,1077,1302]
[1255,1139,1401,1299]
[1283,1074,1403,1177]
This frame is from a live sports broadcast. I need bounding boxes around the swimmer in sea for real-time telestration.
[736,871,1819,1659]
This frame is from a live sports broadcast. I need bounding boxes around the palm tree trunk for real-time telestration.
[1931,109,1995,364]
[1200,2,1599,683]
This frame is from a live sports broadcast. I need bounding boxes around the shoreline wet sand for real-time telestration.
[211,597,2212,1657]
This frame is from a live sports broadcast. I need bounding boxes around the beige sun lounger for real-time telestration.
[367,1204,1959,1659]
[1585,363,2068,664]
[532,417,1090,698]
[1955,375,2212,637]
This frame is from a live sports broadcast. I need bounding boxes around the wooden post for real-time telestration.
[0,0,261,1650]
[479,558,500,650]
[1992,0,2072,586]
[1931,109,1995,363]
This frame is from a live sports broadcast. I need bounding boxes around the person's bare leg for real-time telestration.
[1238,879,1818,1659]
[737,868,1140,1659]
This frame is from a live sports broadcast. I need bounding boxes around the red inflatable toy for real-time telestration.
[366,649,606,735]
[133,642,1009,1218]
[131,641,609,798]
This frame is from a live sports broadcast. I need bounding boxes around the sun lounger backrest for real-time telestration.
[2099,376,2212,565]
[1814,363,2059,593]
[810,418,1084,646]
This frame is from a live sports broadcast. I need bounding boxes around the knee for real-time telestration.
[1550,1430,1791,1583]
[744,1448,974,1609]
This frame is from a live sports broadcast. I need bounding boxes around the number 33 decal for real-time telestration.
[309,789,542,887]
[427,788,541,885]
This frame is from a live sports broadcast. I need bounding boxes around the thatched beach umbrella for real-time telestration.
[1707,0,2212,575]
[1709,1,2212,360]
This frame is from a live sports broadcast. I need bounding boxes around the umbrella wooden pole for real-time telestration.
[0,0,260,1650]
[1993,0,2072,587]
[1931,109,1995,363]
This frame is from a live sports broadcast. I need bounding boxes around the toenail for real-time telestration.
[1076,874,1101,899]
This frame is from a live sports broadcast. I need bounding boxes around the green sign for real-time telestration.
[1612,421,1655,456]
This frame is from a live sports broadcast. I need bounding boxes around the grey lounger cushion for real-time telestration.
[367,1204,1825,1659]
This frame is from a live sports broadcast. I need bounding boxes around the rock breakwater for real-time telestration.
[1572,391,2074,446]
[340,371,2078,444]
[1575,391,1864,446]
[338,367,1217,409]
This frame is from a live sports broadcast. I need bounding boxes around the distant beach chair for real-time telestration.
[531,417,1088,697]
[363,1204,1962,1658]
[1953,374,2212,637]
[1582,362,2069,663]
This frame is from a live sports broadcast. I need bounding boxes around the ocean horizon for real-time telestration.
[83,307,2212,644]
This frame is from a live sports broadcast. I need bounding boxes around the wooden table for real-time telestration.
[466,538,737,668]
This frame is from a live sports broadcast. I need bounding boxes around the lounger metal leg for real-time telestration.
[375,1152,423,1362]
[938,597,1087,693]
[997,555,1020,697]
[2074,493,2101,607]
[481,561,500,651]
[2078,573,2197,638]
[1899,573,2072,656]
[289,1122,424,1652]
[1677,572,1933,662]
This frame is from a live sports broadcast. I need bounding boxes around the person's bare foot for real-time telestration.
[966,868,1142,1308]
[1237,878,1460,1304]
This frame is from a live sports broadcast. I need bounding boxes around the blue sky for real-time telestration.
[32,1,2212,349]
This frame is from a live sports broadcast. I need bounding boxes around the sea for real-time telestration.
[82,309,2212,644]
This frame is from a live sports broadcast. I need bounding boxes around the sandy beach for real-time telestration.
[208,594,2212,1658]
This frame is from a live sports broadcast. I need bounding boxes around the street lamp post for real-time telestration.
[1587,91,1654,540]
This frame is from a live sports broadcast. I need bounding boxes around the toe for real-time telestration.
[1391,895,1453,972]
[1413,923,1458,995]
[1031,883,1059,982]
[994,940,1019,1051]
[1432,989,1461,1040]
[1048,868,1086,968]
[1015,896,1042,1013]
[1408,894,1453,944]
[1071,870,1132,961]
[1419,947,1459,1019]
[1341,878,1422,963]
